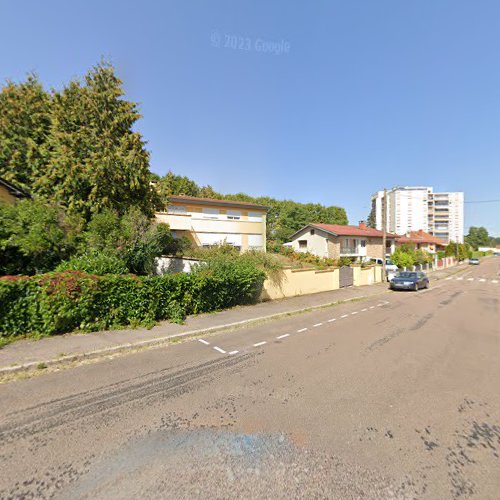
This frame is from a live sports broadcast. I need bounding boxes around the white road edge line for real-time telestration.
[445,277,453,280]
[313,323,323,327]
[361,308,368,312]
[467,278,474,281]
[327,318,336,323]
[297,328,308,333]
[369,306,375,309]
[351,311,358,315]
[456,277,463,281]
[253,341,267,347]
[198,339,210,345]
[340,314,349,318]
[213,346,226,354]
[492,280,499,284]
[276,334,290,339]
[228,350,239,355]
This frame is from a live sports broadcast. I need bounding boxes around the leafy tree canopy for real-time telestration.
[0,63,156,220]
[464,226,491,250]
[0,74,51,190]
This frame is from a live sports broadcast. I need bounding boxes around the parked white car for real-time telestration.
[370,258,399,281]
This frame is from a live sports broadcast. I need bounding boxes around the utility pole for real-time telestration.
[382,188,387,279]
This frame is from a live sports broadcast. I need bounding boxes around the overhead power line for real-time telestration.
[464,199,500,204]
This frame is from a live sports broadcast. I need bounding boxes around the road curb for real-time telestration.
[0,292,384,376]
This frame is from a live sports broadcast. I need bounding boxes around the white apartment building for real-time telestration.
[371,187,464,243]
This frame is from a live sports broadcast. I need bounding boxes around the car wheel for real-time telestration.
[414,283,419,292]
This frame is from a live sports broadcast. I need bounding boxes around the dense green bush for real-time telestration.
[192,244,285,287]
[85,208,184,275]
[55,252,129,275]
[0,265,265,340]
[0,199,83,275]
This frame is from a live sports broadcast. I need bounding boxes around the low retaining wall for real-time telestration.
[262,267,339,300]
[262,265,383,300]
[352,265,383,286]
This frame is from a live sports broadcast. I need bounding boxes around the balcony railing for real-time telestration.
[340,246,358,255]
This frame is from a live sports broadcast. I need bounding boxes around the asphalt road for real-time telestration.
[0,259,499,499]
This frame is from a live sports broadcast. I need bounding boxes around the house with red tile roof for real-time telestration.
[396,230,446,254]
[287,222,397,261]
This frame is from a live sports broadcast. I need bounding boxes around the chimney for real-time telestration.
[358,221,367,230]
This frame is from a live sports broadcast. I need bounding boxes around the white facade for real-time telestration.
[371,186,464,243]
[429,191,464,244]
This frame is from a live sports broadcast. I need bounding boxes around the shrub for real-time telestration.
[0,199,83,275]
[84,207,184,275]
[0,264,265,340]
[192,244,285,287]
[55,252,129,275]
[392,246,415,269]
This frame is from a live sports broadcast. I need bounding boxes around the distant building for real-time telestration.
[0,177,31,205]
[371,186,464,243]
[287,222,396,261]
[396,230,447,254]
[155,195,267,252]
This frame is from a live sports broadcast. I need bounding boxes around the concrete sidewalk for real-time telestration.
[0,264,467,373]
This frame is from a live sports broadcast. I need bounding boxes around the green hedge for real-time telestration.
[0,267,265,340]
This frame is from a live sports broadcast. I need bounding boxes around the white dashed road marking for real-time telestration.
[493,280,499,284]
[456,277,464,281]
[445,277,453,280]
[467,278,474,281]
[199,298,401,358]
[253,341,267,347]
[479,279,486,282]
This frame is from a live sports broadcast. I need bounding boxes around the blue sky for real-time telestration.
[1,0,499,235]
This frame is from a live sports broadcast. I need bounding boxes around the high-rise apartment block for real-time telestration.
[371,186,464,243]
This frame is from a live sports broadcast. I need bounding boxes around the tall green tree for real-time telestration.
[0,74,51,190]
[465,226,490,250]
[36,62,155,220]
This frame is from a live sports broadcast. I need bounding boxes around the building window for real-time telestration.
[202,208,220,219]
[360,240,366,247]
[226,210,242,220]
[168,205,187,214]
[310,229,315,235]
[298,240,307,249]
[248,234,263,250]
[248,211,263,222]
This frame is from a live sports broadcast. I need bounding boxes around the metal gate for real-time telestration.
[339,265,353,288]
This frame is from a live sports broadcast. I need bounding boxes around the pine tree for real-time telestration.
[37,62,155,220]
[0,74,51,190]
